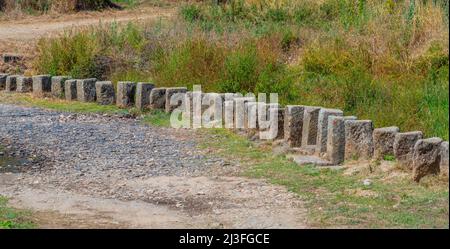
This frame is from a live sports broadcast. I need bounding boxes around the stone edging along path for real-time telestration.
[0,73,448,182]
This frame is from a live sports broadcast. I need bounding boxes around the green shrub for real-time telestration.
[180,4,203,22]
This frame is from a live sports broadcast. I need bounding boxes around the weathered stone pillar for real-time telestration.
[262,107,285,140]
[16,76,33,93]
[0,74,8,90]
[77,78,97,102]
[326,116,345,165]
[95,81,115,105]
[301,106,321,147]
[440,141,449,177]
[51,76,71,98]
[135,82,155,110]
[393,131,423,169]
[5,75,18,92]
[32,75,51,96]
[234,97,256,129]
[202,93,223,128]
[373,126,399,160]
[64,79,78,101]
[165,87,188,113]
[284,105,305,148]
[316,108,343,155]
[223,93,238,129]
[116,81,137,108]
[412,137,443,182]
[149,88,166,110]
[344,120,374,160]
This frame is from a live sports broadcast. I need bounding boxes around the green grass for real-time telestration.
[0,196,35,229]
[141,109,171,127]
[0,92,131,115]
[199,128,449,228]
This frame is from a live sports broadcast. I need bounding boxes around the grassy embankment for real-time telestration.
[31,0,449,141]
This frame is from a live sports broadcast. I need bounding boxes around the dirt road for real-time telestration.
[0,6,174,41]
[0,103,307,228]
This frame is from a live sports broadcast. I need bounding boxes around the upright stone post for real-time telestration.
[326,116,346,165]
[32,75,51,96]
[51,76,71,98]
[440,141,449,177]
[316,108,343,155]
[344,120,374,160]
[0,74,8,90]
[5,75,18,92]
[77,78,97,102]
[202,93,223,128]
[116,81,137,108]
[393,131,423,169]
[135,82,155,110]
[412,137,443,182]
[149,88,166,110]
[373,126,399,160]
[301,106,321,147]
[263,107,285,140]
[95,81,115,105]
[165,87,188,113]
[284,105,305,148]
[65,79,78,101]
[16,76,33,93]
[234,97,256,129]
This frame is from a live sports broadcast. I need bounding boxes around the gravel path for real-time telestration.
[0,103,307,228]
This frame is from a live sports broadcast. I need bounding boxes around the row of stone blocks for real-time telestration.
[0,74,187,112]
[281,105,448,182]
[1,73,448,182]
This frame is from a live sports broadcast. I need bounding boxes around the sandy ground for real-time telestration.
[0,103,307,228]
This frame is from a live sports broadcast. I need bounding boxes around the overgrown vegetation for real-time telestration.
[33,0,449,140]
[200,128,449,228]
[0,196,35,229]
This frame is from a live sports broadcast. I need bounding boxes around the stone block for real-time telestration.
[234,97,256,129]
[165,87,188,113]
[344,120,374,160]
[77,78,96,102]
[393,131,423,169]
[0,74,8,90]
[51,76,71,98]
[440,141,449,177]
[116,81,137,108]
[64,79,78,101]
[373,126,399,160]
[5,75,18,92]
[95,81,115,105]
[32,75,51,96]
[301,106,321,146]
[16,76,33,93]
[264,107,285,140]
[412,137,443,182]
[316,108,343,155]
[135,82,155,110]
[284,105,305,147]
[201,93,223,128]
[149,88,166,110]
[326,116,346,165]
